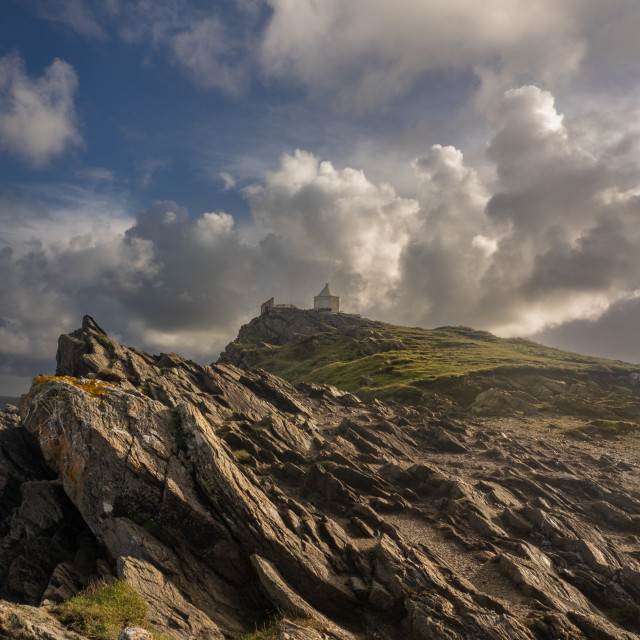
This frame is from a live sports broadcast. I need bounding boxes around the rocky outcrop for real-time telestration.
[221,309,370,349]
[0,397,19,411]
[1,316,640,639]
[219,309,400,370]
[0,405,110,606]
[0,601,89,640]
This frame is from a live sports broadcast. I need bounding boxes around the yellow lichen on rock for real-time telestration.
[33,375,114,398]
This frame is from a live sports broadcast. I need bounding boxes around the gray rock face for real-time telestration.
[1,316,639,639]
[0,406,109,605]
[118,556,225,640]
[222,308,367,349]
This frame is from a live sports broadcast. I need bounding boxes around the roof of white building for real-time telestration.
[315,283,337,298]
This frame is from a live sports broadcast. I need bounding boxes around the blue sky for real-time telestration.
[0,0,479,220]
[2,0,640,394]
[2,0,260,218]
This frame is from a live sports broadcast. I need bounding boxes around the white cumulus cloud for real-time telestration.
[395,85,640,338]
[4,83,640,392]
[0,53,83,166]
[21,0,640,109]
[247,150,419,312]
[261,0,586,111]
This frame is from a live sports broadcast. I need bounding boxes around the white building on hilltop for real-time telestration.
[314,283,341,312]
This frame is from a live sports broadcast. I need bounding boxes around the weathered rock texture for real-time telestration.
[0,404,109,607]
[1,316,639,639]
[0,600,89,640]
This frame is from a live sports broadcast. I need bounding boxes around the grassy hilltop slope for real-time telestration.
[219,308,640,423]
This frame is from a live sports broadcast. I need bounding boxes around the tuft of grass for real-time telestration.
[305,492,325,504]
[363,545,378,559]
[240,616,325,640]
[427,474,447,487]
[523,617,544,631]
[95,335,117,367]
[323,418,351,435]
[240,629,278,640]
[96,369,123,383]
[54,580,166,640]
[233,449,253,465]
[6,612,27,629]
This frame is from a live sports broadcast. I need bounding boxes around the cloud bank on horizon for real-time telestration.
[2,0,640,393]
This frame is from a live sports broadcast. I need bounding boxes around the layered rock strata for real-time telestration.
[0,316,638,639]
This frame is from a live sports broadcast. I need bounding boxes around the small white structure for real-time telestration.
[314,283,340,312]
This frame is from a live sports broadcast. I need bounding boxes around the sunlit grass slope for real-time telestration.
[221,309,638,414]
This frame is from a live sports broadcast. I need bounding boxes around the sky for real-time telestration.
[2,0,640,395]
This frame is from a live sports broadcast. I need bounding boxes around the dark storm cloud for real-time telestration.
[122,201,256,332]
[532,296,640,364]
[523,203,640,298]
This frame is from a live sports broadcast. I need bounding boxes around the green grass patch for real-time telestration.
[577,419,638,439]
[233,449,253,464]
[175,434,188,452]
[241,616,325,639]
[306,492,325,504]
[223,314,639,412]
[54,580,167,640]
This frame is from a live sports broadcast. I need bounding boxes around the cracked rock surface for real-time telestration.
[1,316,639,639]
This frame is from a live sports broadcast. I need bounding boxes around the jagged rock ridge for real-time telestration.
[0,316,639,639]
